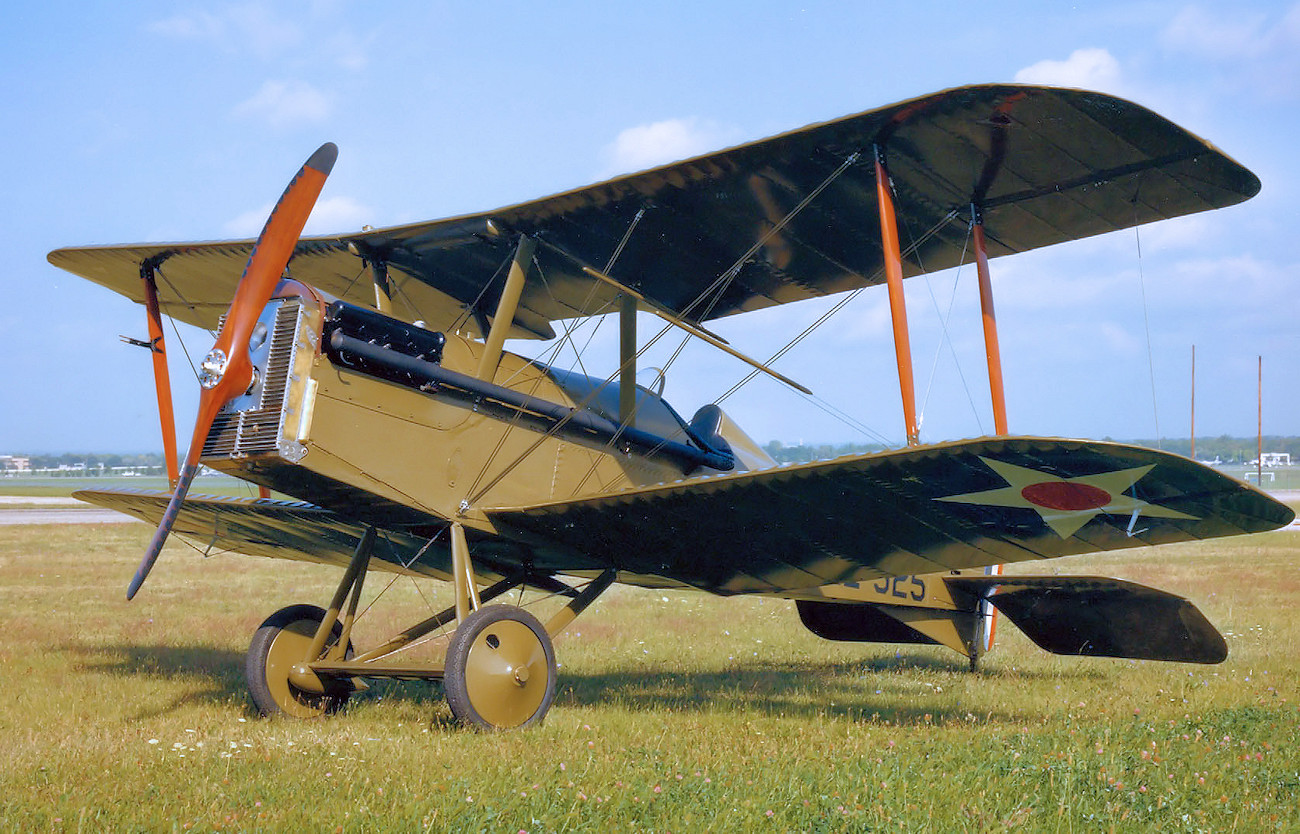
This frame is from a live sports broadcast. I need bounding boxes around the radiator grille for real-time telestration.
[202,299,304,459]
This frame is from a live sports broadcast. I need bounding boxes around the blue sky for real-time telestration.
[4,1,1297,453]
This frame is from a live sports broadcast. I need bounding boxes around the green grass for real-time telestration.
[1,522,1298,832]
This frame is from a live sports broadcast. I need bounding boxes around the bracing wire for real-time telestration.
[1133,220,1161,447]
[915,219,985,437]
[713,209,961,447]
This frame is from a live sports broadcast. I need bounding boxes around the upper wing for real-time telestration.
[486,437,1292,595]
[49,84,1257,337]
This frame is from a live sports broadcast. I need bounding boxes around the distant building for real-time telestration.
[1257,452,1291,467]
[0,455,31,472]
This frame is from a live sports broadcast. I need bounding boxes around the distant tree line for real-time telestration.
[763,440,888,463]
[19,452,166,471]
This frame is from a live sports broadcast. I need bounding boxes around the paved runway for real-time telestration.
[0,497,138,525]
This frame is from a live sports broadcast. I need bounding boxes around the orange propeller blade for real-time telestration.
[127,143,337,601]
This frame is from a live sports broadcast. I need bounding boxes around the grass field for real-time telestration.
[1,511,1297,832]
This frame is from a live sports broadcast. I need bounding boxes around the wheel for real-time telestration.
[246,604,353,718]
[444,605,557,730]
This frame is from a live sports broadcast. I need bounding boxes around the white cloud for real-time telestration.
[303,195,373,234]
[233,80,332,129]
[599,118,742,178]
[1134,214,1213,254]
[222,202,276,238]
[148,11,226,42]
[148,4,302,59]
[1160,3,1300,100]
[222,195,371,238]
[1161,5,1271,61]
[1014,48,1124,93]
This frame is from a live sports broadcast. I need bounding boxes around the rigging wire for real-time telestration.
[336,262,368,304]
[915,218,985,437]
[448,253,510,337]
[464,210,648,503]
[620,151,871,439]
[154,266,211,384]
[555,207,648,379]
[678,150,863,326]
[712,210,961,447]
[1133,218,1161,447]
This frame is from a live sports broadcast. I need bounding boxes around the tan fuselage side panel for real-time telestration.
[207,303,687,532]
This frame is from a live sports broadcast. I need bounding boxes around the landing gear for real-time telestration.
[241,523,615,730]
[444,605,557,730]
[246,604,353,718]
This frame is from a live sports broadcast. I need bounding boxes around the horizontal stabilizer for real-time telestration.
[947,575,1227,664]
[796,599,941,646]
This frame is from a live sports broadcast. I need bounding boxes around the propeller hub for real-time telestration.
[199,348,228,388]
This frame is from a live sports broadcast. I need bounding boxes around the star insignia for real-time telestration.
[937,457,1197,538]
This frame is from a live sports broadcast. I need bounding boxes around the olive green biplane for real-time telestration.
[49,84,1292,729]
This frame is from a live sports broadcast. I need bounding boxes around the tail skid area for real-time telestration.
[948,575,1227,664]
[796,573,1226,668]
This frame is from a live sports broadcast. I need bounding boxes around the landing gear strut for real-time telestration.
[243,523,615,730]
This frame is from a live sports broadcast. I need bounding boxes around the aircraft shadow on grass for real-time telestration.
[66,642,250,720]
[66,640,1105,726]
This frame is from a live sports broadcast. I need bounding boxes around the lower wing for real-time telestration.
[74,489,452,578]
[488,437,1293,594]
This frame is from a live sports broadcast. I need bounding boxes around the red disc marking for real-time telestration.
[1020,481,1112,511]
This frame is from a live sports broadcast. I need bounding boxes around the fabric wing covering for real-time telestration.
[485,437,1289,595]
[49,84,1258,340]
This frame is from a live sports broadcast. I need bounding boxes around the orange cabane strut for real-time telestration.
[873,146,920,446]
[140,261,272,499]
[140,260,179,487]
[971,206,1009,436]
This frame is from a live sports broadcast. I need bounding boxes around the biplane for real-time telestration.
[49,84,1293,730]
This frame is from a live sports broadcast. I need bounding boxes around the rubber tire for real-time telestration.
[246,604,353,718]
[444,605,557,731]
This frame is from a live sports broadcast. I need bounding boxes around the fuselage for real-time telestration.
[201,282,768,537]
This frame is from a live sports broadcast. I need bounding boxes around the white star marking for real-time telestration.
[937,457,1197,538]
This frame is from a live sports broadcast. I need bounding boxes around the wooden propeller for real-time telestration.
[127,143,337,600]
